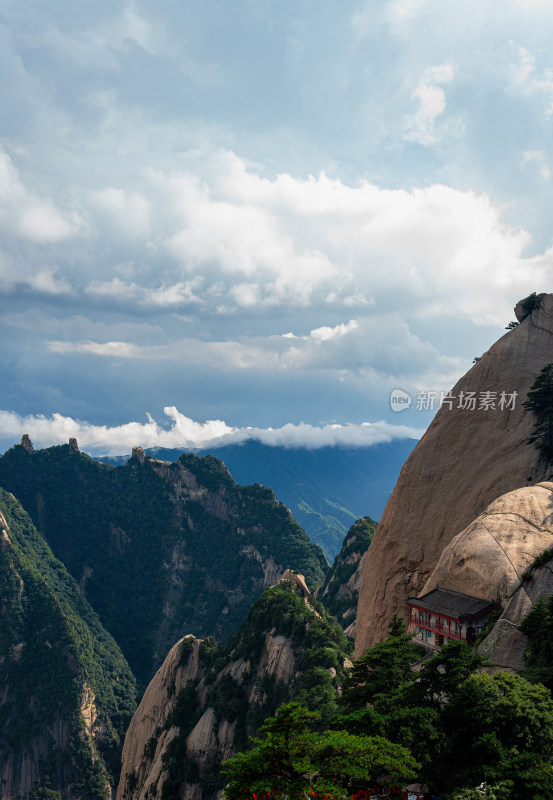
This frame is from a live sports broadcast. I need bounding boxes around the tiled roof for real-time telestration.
[407,586,493,619]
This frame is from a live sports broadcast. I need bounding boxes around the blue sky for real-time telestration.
[0,0,552,454]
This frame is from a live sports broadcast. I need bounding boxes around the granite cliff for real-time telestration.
[117,574,352,800]
[356,293,553,655]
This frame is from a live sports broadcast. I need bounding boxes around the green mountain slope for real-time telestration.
[0,487,136,800]
[100,439,416,561]
[0,443,327,690]
[317,516,376,632]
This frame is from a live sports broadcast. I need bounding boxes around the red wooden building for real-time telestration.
[407,586,493,648]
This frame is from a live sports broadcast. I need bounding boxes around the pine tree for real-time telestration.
[524,363,553,463]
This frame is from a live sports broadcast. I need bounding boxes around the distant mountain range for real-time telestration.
[98,439,416,560]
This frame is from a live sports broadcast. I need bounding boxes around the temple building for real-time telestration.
[406,586,494,648]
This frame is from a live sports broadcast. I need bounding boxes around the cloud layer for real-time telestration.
[0,407,423,456]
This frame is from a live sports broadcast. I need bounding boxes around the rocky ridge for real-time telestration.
[316,516,376,638]
[356,293,553,655]
[117,574,352,800]
[0,445,327,689]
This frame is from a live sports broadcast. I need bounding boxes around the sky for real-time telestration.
[1,0,553,455]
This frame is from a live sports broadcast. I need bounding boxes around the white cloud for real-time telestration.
[41,316,463,390]
[308,320,358,343]
[405,64,455,144]
[25,269,73,295]
[48,340,141,358]
[0,148,81,246]
[0,407,423,456]
[86,277,204,307]
[88,187,151,238]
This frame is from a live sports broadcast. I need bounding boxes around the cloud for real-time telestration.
[0,134,547,326]
[86,277,204,307]
[405,64,455,144]
[0,406,423,456]
[0,148,82,246]
[25,269,73,295]
[48,340,142,358]
[308,320,358,343]
[88,187,152,238]
[41,315,462,385]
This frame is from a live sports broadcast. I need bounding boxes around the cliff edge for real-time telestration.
[355,293,553,655]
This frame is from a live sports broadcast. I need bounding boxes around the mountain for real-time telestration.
[116,572,352,800]
[355,292,553,656]
[99,439,416,561]
[0,487,136,800]
[0,444,327,690]
[316,516,375,637]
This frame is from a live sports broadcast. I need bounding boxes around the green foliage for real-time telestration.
[222,702,419,800]
[0,488,136,796]
[401,639,485,710]
[505,320,519,329]
[438,672,553,794]
[520,291,545,314]
[520,594,553,690]
[339,616,421,709]
[317,517,376,627]
[524,363,553,462]
[28,779,62,799]
[0,444,326,690]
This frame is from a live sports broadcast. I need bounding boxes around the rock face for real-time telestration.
[421,482,553,605]
[117,636,203,800]
[479,556,553,672]
[419,481,553,670]
[117,576,352,800]
[356,293,553,655]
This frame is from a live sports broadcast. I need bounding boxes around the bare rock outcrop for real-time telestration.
[356,293,553,655]
[20,434,33,453]
[419,481,553,670]
[422,482,553,604]
[117,578,351,800]
[479,556,553,672]
[118,636,202,800]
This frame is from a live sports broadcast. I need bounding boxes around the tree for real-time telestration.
[520,595,553,690]
[221,702,419,800]
[400,639,485,710]
[519,291,545,315]
[339,616,420,710]
[436,672,553,795]
[524,363,553,462]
